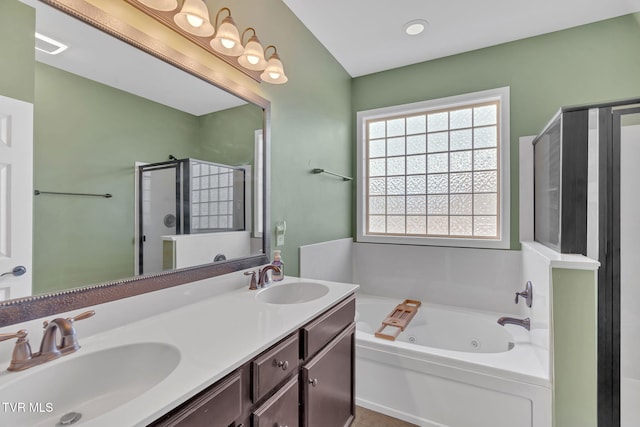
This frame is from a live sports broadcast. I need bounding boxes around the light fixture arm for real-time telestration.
[241,27,257,45]
[214,7,231,29]
[264,45,278,57]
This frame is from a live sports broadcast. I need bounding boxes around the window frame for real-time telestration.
[356,87,510,249]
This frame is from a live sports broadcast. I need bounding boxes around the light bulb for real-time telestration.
[221,38,235,49]
[247,55,259,65]
[186,14,204,28]
[269,72,281,79]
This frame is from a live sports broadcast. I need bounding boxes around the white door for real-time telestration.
[0,95,33,301]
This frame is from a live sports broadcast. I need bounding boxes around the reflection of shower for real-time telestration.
[137,158,245,275]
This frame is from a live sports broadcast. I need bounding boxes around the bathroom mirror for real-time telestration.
[0,0,271,325]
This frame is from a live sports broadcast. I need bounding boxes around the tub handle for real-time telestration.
[308,378,318,387]
[515,281,533,308]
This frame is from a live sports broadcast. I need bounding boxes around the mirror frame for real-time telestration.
[0,0,271,326]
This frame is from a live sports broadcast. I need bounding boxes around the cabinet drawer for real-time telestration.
[152,369,242,426]
[252,376,299,427]
[301,294,355,360]
[252,333,299,402]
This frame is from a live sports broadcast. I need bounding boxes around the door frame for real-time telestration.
[598,105,640,427]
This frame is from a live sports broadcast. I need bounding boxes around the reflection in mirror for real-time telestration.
[7,0,267,300]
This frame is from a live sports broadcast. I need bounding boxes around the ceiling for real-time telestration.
[22,0,246,116]
[282,0,640,77]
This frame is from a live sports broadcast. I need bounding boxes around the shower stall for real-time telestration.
[137,158,246,275]
[533,98,640,426]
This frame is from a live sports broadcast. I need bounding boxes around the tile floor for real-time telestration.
[352,406,418,427]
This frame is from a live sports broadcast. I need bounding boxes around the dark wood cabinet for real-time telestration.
[252,376,299,427]
[150,370,243,427]
[301,295,355,360]
[302,324,355,427]
[251,333,299,403]
[150,293,355,427]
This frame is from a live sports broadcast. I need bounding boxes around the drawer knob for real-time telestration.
[276,360,289,371]
[308,378,318,387]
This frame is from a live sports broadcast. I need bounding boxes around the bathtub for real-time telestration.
[355,294,552,427]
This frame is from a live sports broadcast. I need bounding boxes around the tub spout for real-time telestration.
[497,316,530,331]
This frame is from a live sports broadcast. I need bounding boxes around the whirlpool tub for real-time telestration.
[355,294,552,427]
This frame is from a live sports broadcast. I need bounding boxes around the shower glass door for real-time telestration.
[618,108,640,427]
[138,162,182,275]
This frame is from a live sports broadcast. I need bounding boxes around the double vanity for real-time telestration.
[0,275,358,426]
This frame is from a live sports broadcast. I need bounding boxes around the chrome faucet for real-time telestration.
[258,265,281,288]
[497,316,530,331]
[0,310,95,371]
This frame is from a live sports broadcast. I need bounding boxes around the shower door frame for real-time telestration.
[598,103,640,427]
[137,160,184,275]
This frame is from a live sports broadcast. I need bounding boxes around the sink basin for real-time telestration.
[0,342,180,426]
[256,282,330,304]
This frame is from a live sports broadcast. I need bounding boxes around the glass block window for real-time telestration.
[190,160,235,232]
[357,88,510,248]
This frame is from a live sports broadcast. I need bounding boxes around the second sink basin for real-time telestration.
[0,342,180,426]
[256,282,330,304]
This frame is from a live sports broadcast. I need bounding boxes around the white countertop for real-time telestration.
[0,276,358,426]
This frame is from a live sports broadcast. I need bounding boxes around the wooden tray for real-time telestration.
[374,299,422,341]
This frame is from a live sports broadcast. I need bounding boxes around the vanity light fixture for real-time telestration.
[403,19,428,36]
[35,32,68,55]
[238,28,268,70]
[127,1,287,83]
[134,0,177,12]
[173,0,215,37]
[261,46,288,84]
[210,8,243,56]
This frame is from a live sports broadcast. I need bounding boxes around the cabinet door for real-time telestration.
[302,324,355,427]
[252,376,299,427]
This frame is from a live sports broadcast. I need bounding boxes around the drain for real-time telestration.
[408,335,417,344]
[470,338,481,350]
[59,412,82,425]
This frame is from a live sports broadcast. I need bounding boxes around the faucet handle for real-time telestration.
[515,281,533,308]
[67,310,96,323]
[0,329,33,370]
[0,329,28,343]
[244,271,258,290]
[42,310,96,329]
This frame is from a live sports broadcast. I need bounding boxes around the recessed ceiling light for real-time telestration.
[35,33,68,55]
[403,19,428,36]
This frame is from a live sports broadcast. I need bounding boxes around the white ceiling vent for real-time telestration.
[35,33,68,55]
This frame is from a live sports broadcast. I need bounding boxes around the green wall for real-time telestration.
[351,13,640,248]
[33,62,202,294]
[199,104,263,166]
[33,64,265,294]
[246,1,354,275]
[0,0,34,103]
[552,268,598,427]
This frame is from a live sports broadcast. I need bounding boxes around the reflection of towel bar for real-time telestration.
[34,190,112,198]
[311,168,352,181]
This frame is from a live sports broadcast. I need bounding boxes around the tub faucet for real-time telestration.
[497,316,530,331]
